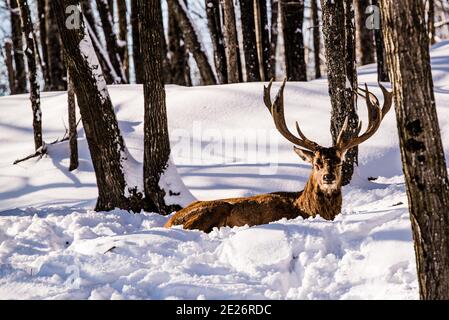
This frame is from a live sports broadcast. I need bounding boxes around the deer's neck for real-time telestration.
[294,174,342,220]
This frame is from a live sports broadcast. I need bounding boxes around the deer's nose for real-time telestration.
[323,174,335,183]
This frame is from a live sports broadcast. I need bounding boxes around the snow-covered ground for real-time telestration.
[2,42,449,300]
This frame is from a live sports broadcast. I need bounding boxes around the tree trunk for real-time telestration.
[428,0,436,45]
[45,0,66,90]
[96,0,126,83]
[4,40,15,95]
[280,0,307,81]
[131,0,143,84]
[168,3,191,86]
[380,0,449,300]
[10,0,26,94]
[255,0,271,81]
[239,0,261,81]
[116,0,129,82]
[37,0,50,88]
[138,0,172,214]
[81,0,100,40]
[222,0,241,83]
[17,0,43,151]
[321,0,358,186]
[269,0,279,80]
[206,0,228,84]
[355,0,375,65]
[67,71,78,171]
[311,0,321,78]
[371,0,389,82]
[167,0,216,85]
[52,0,142,212]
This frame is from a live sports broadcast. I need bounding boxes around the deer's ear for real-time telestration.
[294,147,314,163]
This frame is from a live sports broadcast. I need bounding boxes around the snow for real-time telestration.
[2,41,449,300]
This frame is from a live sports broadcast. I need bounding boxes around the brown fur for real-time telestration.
[165,147,344,232]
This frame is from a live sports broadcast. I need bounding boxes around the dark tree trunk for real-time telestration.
[52,0,142,212]
[280,0,307,81]
[355,0,375,65]
[37,0,50,88]
[131,0,143,83]
[17,0,43,151]
[67,71,78,171]
[239,0,261,82]
[321,0,358,186]
[428,0,436,45]
[117,0,129,82]
[96,0,126,83]
[222,0,241,83]
[167,0,216,85]
[168,3,191,86]
[45,0,66,90]
[255,0,271,81]
[81,0,100,41]
[206,0,228,84]
[371,0,389,82]
[380,0,449,300]
[269,0,279,80]
[138,0,172,214]
[311,0,321,78]
[4,41,15,95]
[10,0,26,94]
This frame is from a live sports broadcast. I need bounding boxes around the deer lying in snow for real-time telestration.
[165,79,393,232]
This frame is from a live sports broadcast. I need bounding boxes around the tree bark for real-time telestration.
[168,2,191,86]
[355,0,375,65]
[45,0,66,91]
[428,0,436,45]
[321,0,358,186]
[52,0,142,212]
[17,0,43,151]
[37,0,50,88]
[206,0,228,84]
[4,40,15,95]
[269,0,279,80]
[280,0,307,81]
[380,0,449,300]
[81,0,100,40]
[255,0,271,81]
[67,71,78,171]
[372,0,389,82]
[138,0,172,214]
[117,0,129,82]
[131,0,143,83]
[167,0,216,85]
[239,0,261,82]
[222,0,241,83]
[311,0,321,78]
[96,0,126,83]
[10,0,26,94]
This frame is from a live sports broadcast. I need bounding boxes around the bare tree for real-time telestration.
[4,40,15,94]
[67,71,78,171]
[321,0,358,185]
[131,0,143,83]
[117,0,129,82]
[372,0,389,82]
[269,0,279,80]
[9,0,26,94]
[380,0,449,300]
[206,0,227,84]
[428,0,436,45]
[53,0,142,212]
[280,0,307,81]
[355,0,375,65]
[37,0,50,88]
[239,0,261,81]
[96,0,126,83]
[311,0,321,78]
[17,0,43,151]
[255,0,271,81]
[222,0,241,83]
[167,0,216,85]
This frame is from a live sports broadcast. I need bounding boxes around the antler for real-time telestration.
[336,83,393,152]
[264,78,320,151]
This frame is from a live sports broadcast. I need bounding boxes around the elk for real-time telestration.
[165,79,393,232]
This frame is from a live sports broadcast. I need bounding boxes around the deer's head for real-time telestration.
[264,79,393,195]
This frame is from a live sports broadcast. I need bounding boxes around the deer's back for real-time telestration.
[164,192,305,233]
